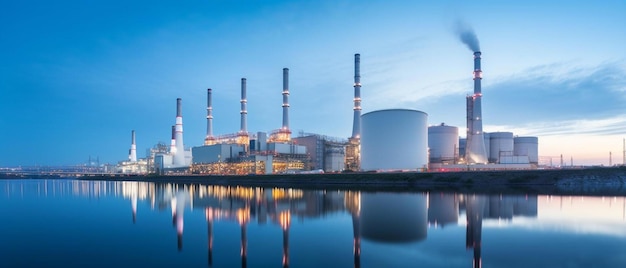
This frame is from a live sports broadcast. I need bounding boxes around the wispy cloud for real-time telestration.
[486,114,626,137]
[484,61,626,124]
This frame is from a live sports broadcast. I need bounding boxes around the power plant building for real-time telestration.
[361,109,428,171]
[293,133,346,172]
[191,69,309,175]
[116,130,148,174]
[119,50,543,175]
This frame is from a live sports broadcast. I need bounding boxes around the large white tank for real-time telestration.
[361,109,428,171]
[514,136,539,164]
[489,132,514,163]
[428,124,459,164]
[360,192,427,243]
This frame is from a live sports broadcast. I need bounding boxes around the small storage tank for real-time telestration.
[514,136,539,164]
[489,132,514,163]
[428,123,459,164]
[361,109,428,171]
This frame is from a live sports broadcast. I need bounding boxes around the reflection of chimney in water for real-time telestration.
[132,195,137,224]
[466,195,485,268]
[352,212,361,268]
[241,223,247,268]
[237,209,249,268]
[280,211,291,268]
[206,208,214,267]
[177,210,184,252]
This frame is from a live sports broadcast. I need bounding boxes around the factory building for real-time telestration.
[361,109,428,171]
[119,50,543,174]
[191,69,309,175]
[446,132,539,169]
[152,98,192,174]
[116,130,148,174]
[293,133,346,172]
[426,51,539,171]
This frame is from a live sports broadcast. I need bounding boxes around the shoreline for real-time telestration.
[4,167,626,196]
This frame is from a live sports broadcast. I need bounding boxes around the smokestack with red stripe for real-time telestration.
[464,51,488,164]
[129,130,137,162]
[173,98,186,166]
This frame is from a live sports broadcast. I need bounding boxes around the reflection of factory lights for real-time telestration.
[206,207,214,222]
[237,208,250,225]
[279,211,291,230]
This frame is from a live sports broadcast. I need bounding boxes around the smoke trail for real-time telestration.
[455,20,480,52]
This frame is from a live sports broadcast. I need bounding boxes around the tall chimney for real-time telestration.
[465,51,488,164]
[173,98,186,166]
[205,88,214,145]
[352,53,362,139]
[170,125,176,154]
[282,68,290,130]
[129,130,137,162]
[241,78,248,133]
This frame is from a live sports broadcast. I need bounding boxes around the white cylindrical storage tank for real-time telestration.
[514,136,539,164]
[361,109,428,171]
[483,132,491,162]
[360,192,427,243]
[489,132,514,163]
[428,124,459,164]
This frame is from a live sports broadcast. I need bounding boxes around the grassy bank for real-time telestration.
[69,166,626,196]
[3,167,625,195]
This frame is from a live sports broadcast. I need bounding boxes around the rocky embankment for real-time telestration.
[74,167,626,196]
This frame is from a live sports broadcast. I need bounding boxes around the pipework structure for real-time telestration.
[345,53,362,171]
[464,51,488,164]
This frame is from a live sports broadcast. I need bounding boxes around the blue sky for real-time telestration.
[1,0,625,166]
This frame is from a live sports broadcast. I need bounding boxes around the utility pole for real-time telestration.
[610,151,612,166]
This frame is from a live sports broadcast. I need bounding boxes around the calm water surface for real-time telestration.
[1,179,626,268]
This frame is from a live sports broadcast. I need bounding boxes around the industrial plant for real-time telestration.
[115,45,538,174]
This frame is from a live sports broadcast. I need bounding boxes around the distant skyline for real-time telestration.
[1,0,625,166]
